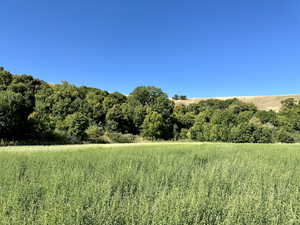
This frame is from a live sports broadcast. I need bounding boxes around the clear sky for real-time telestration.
[1,0,300,97]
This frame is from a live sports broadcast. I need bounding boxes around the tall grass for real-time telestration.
[0,143,299,225]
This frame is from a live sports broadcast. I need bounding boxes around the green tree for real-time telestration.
[230,123,273,143]
[173,111,196,135]
[141,111,164,140]
[236,111,255,124]
[229,101,257,114]
[103,92,127,112]
[189,122,210,141]
[281,98,297,111]
[188,111,212,141]
[172,94,179,100]
[132,105,147,132]
[209,109,237,141]
[152,96,174,139]
[230,123,256,143]
[105,104,132,133]
[0,68,13,90]
[255,110,279,126]
[128,86,167,107]
[85,89,108,124]
[275,129,295,143]
[57,112,89,142]
[253,126,273,143]
[0,90,27,140]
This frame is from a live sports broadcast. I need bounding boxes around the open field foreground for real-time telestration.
[0,143,299,225]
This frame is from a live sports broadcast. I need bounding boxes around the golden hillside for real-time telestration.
[174,94,300,111]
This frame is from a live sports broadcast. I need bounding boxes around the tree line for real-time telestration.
[0,67,299,144]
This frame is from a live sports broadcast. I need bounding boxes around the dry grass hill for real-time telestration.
[174,94,300,111]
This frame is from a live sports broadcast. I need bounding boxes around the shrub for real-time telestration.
[179,128,189,139]
[172,94,179,100]
[0,139,17,146]
[57,112,89,143]
[179,95,187,100]
[85,125,107,143]
[230,124,256,143]
[253,126,273,143]
[189,122,210,141]
[276,129,295,143]
[105,132,136,143]
[141,111,165,140]
[230,123,273,143]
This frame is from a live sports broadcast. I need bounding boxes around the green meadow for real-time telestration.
[0,143,299,225]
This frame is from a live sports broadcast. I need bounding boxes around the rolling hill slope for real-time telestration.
[174,94,300,111]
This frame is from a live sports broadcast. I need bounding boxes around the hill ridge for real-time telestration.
[174,94,300,111]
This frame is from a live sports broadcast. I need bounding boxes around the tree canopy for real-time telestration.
[0,67,299,144]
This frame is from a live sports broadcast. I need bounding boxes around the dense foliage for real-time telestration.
[172,94,187,100]
[0,67,299,144]
[0,143,300,224]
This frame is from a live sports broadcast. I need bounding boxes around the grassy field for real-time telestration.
[0,143,299,225]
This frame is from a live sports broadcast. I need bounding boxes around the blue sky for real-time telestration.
[1,0,300,97]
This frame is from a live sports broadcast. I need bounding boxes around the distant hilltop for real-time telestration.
[173,94,300,112]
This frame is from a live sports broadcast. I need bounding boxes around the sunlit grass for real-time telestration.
[0,143,299,225]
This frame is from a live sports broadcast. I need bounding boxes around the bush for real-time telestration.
[253,126,273,143]
[0,139,16,146]
[230,123,273,143]
[141,111,165,140]
[172,94,179,100]
[291,133,300,143]
[189,122,210,141]
[85,125,107,143]
[57,112,89,142]
[276,130,295,143]
[230,124,255,143]
[104,132,136,143]
[179,128,189,139]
